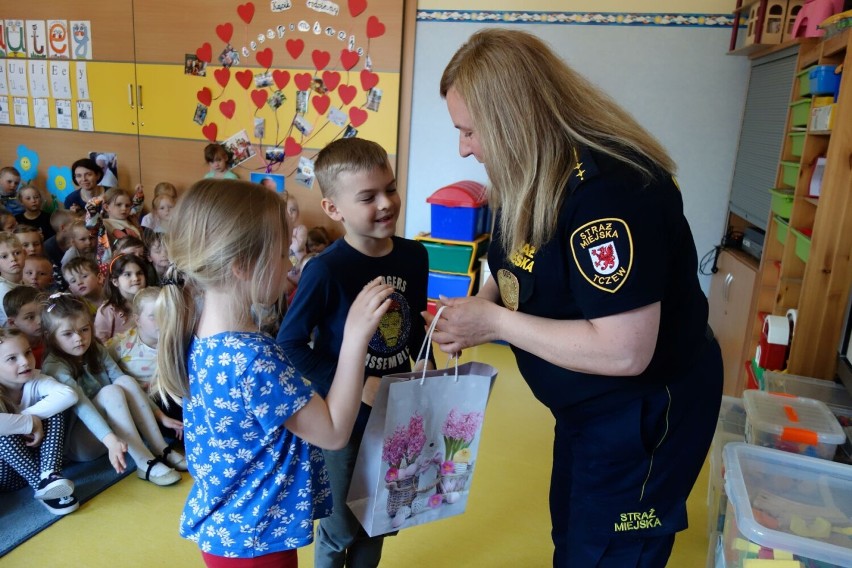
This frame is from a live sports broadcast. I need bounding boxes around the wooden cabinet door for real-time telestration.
[709,250,757,396]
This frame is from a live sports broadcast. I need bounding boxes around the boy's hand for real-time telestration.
[344,277,394,344]
[102,432,128,474]
[362,376,381,407]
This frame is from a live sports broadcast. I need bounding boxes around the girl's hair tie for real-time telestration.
[46,292,74,312]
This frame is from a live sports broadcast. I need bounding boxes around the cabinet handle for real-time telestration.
[137,85,143,109]
[723,273,733,302]
[128,84,134,108]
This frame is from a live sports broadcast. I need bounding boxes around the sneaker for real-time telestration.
[137,460,182,486]
[40,494,79,516]
[34,472,75,501]
[162,447,188,472]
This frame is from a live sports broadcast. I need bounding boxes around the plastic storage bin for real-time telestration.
[774,215,789,244]
[427,271,475,299]
[809,64,841,96]
[743,389,845,459]
[788,130,806,157]
[707,396,747,536]
[722,443,852,568]
[416,233,489,274]
[427,181,489,241]
[780,161,800,187]
[789,99,811,127]
[769,187,795,219]
[790,227,812,263]
[796,66,813,98]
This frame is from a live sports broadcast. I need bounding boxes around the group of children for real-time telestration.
[0,161,186,519]
[1,137,433,568]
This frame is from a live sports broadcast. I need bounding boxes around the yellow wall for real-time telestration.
[418,1,735,14]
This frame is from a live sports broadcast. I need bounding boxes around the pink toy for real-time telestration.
[792,0,844,38]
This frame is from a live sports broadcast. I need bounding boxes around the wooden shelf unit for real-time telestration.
[747,29,852,381]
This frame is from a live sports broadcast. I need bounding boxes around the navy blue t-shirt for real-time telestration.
[488,147,709,412]
[277,236,432,436]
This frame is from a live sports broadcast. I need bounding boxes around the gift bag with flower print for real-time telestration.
[347,309,497,537]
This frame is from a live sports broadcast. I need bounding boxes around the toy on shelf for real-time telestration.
[792,0,845,38]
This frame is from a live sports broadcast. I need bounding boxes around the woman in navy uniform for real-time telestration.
[431,29,723,567]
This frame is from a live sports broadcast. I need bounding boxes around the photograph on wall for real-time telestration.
[13,97,29,126]
[218,44,240,68]
[328,107,347,127]
[250,172,286,194]
[293,114,313,136]
[343,125,358,139]
[221,129,256,167]
[184,53,207,77]
[76,101,94,131]
[265,146,285,162]
[268,90,286,110]
[193,103,208,125]
[55,99,72,129]
[255,72,273,88]
[87,152,119,187]
[366,88,382,112]
[296,90,308,114]
[254,117,266,140]
[294,156,315,189]
[47,20,70,59]
[0,96,10,125]
[33,97,50,128]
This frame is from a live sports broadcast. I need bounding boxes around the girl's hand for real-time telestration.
[344,277,395,344]
[24,415,44,448]
[159,415,184,440]
[103,433,128,474]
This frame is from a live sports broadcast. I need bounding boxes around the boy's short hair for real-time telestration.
[0,167,20,179]
[204,143,229,163]
[3,285,44,317]
[0,232,22,249]
[114,235,145,254]
[17,184,41,199]
[25,254,51,266]
[68,219,89,234]
[62,256,99,278]
[144,229,165,250]
[50,209,75,232]
[13,224,42,239]
[314,138,391,198]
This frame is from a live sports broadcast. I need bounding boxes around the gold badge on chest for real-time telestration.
[497,268,520,311]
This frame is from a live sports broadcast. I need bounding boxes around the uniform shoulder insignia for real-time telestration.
[570,218,632,293]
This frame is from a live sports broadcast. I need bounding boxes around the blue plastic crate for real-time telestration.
[427,181,489,241]
[427,271,474,299]
[809,65,840,97]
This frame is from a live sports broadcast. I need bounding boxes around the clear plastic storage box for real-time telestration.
[722,443,852,568]
[743,389,845,460]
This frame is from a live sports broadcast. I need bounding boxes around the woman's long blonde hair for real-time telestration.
[155,179,288,401]
[440,28,675,255]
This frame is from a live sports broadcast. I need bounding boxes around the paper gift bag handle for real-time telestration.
[414,305,459,384]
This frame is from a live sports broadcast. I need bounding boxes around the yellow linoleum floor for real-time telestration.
[2,343,711,567]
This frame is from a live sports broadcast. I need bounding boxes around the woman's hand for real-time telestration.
[102,432,128,474]
[431,295,502,354]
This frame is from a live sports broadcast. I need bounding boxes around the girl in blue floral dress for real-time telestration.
[155,179,393,568]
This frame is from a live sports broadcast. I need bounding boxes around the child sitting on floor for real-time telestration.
[4,287,47,367]
[0,329,79,515]
[62,257,105,316]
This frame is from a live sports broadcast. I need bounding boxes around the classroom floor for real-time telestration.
[3,343,711,567]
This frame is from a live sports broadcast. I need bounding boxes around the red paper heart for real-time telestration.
[195,43,212,63]
[312,95,330,115]
[236,69,254,90]
[272,70,290,90]
[255,48,273,69]
[202,123,218,142]
[349,107,368,127]
[214,67,231,88]
[348,0,367,17]
[294,73,312,92]
[284,137,302,156]
[216,23,233,43]
[322,71,341,92]
[338,84,357,105]
[196,87,212,107]
[237,2,255,24]
[366,16,385,39]
[219,99,235,119]
[360,69,379,91]
[251,89,268,109]
[340,49,359,71]
[286,38,305,60]
[312,49,330,71]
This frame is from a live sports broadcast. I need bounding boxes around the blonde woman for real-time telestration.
[431,28,723,567]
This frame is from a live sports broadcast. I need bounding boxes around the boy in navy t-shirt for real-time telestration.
[278,138,433,568]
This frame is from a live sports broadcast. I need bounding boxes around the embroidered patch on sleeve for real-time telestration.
[570,218,632,293]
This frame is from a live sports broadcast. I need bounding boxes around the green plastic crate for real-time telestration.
[789,99,811,127]
[422,240,477,273]
[780,161,800,187]
[769,188,794,219]
[774,215,789,245]
[790,227,811,263]
[795,67,813,98]
[788,131,806,158]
